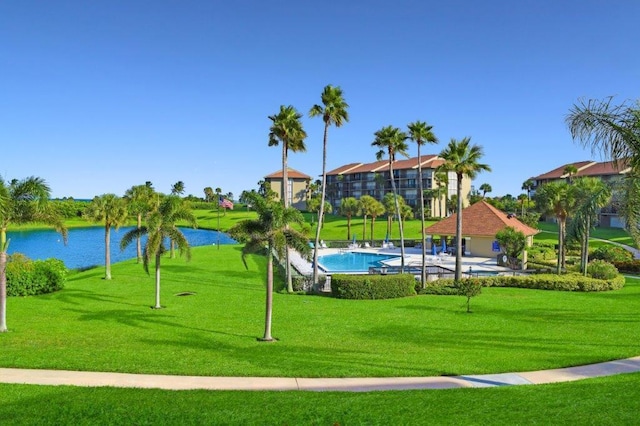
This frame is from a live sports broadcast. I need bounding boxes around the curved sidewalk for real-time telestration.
[1,356,639,392]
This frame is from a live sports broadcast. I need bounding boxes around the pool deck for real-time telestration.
[290,246,513,275]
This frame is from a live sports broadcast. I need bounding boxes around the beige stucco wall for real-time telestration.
[267,178,309,210]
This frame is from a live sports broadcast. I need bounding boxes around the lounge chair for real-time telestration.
[364,242,371,249]
[320,240,328,249]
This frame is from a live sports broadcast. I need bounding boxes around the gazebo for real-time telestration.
[424,201,539,268]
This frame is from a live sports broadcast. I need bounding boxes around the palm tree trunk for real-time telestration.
[154,253,162,309]
[455,174,463,281]
[282,145,293,293]
[389,162,405,272]
[313,123,329,288]
[136,213,142,263]
[418,145,426,288]
[362,216,367,241]
[262,248,274,341]
[557,220,564,274]
[0,249,7,332]
[347,216,351,241]
[105,224,111,280]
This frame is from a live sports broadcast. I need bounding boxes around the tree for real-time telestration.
[495,227,526,269]
[120,195,197,309]
[309,85,349,289]
[434,171,449,218]
[408,120,438,287]
[228,192,310,341]
[203,187,214,203]
[124,184,156,263]
[269,104,307,294]
[368,199,386,244]
[567,177,612,275]
[0,176,67,332]
[563,164,578,183]
[438,137,491,280]
[358,195,378,241]
[534,180,574,274]
[479,183,492,198]
[339,197,360,240]
[372,125,409,272]
[566,96,640,245]
[171,181,185,196]
[84,194,129,280]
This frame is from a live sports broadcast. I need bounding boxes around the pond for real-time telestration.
[6,227,236,270]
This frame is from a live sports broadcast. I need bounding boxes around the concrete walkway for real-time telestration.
[1,356,639,391]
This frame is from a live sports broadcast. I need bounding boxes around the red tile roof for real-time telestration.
[264,168,311,179]
[327,155,442,175]
[532,160,630,180]
[424,201,539,237]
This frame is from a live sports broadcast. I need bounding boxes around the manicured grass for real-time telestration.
[2,244,639,378]
[2,372,640,424]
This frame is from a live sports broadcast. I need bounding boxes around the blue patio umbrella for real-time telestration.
[352,234,357,244]
[384,232,389,243]
[441,238,447,253]
[431,243,437,255]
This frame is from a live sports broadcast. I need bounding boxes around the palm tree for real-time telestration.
[0,176,67,332]
[434,171,449,218]
[120,195,197,309]
[563,164,578,183]
[408,120,438,287]
[534,181,574,274]
[567,178,612,275]
[372,125,410,272]
[358,195,378,241]
[171,181,185,196]
[521,179,535,207]
[438,138,491,280]
[339,197,360,241]
[84,194,129,280]
[228,192,310,341]
[268,105,307,293]
[368,199,386,244]
[567,97,640,244]
[203,187,214,203]
[309,85,349,288]
[479,183,492,198]
[124,184,156,263]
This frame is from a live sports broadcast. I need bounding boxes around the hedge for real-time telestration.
[422,273,625,295]
[6,254,68,296]
[331,273,417,300]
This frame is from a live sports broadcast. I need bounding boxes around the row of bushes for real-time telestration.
[6,254,68,296]
[331,274,416,300]
[422,272,624,295]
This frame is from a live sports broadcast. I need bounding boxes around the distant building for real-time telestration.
[530,160,630,228]
[325,155,470,218]
[264,168,311,211]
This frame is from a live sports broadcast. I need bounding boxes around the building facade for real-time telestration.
[264,168,311,211]
[530,160,630,228]
[325,155,471,218]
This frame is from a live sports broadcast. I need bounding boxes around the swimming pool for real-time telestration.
[317,252,400,273]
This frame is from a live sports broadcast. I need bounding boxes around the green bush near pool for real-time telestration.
[331,273,416,299]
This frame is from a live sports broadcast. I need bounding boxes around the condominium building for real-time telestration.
[325,155,470,218]
[530,160,630,228]
[264,168,311,211]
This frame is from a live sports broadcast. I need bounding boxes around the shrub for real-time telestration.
[6,254,67,296]
[612,260,640,274]
[455,279,482,313]
[587,260,619,280]
[591,245,633,263]
[331,274,416,300]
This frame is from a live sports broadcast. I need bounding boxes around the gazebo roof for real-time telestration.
[424,201,539,237]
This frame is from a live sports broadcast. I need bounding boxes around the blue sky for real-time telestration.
[1,1,638,200]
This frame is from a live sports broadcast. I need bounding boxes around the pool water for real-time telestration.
[318,252,400,273]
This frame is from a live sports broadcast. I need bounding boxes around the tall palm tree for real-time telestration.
[84,194,129,280]
[567,177,612,275]
[434,171,449,218]
[171,181,185,196]
[438,138,491,280]
[309,85,349,288]
[358,195,378,241]
[124,184,156,263]
[521,179,535,205]
[408,120,438,286]
[120,195,197,309]
[229,192,310,341]
[567,97,640,244]
[339,197,360,241]
[534,181,574,274]
[0,176,67,332]
[372,125,410,272]
[268,105,307,293]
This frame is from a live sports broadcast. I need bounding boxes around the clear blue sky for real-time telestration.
[2,1,638,200]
